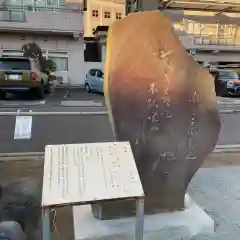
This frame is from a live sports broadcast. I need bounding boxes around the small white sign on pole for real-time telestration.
[14,111,33,140]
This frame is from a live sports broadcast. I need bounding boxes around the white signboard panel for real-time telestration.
[42,142,144,207]
[14,116,32,140]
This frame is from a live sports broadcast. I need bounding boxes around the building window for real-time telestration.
[92,9,99,17]
[84,42,102,62]
[1,49,48,57]
[48,51,68,71]
[48,57,68,71]
[104,11,111,19]
[116,12,122,20]
[2,49,23,57]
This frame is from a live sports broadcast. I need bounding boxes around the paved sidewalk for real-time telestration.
[188,166,240,240]
[1,154,240,240]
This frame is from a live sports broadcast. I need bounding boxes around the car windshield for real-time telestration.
[0,58,30,70]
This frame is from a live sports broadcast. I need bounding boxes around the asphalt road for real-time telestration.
[0,111,238,153]
[2,89,240,110]
[0,91,239,154]
[0,108,113,154]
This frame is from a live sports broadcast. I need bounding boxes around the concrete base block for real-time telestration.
[73,194,214,240]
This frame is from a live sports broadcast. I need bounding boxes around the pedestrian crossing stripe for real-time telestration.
[60,101,104,107]
[1,100,46,107]
[217,100,240,105]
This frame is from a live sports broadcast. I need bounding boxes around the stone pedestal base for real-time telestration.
[73,194,215,240]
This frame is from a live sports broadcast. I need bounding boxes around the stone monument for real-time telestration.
[92,11,221,219]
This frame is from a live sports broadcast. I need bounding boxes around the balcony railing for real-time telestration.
[0,5,83,34]
[194,35,240,46]
[173,20,240,46]
[0,4,83,13]
[0,10,26,22]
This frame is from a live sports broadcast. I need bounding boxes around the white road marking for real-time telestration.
[214,144,240,153]
[61,101,104,107]
[217,98,240,105]
[1,100,46,107]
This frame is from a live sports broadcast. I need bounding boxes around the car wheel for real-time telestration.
[85,84,91,93]
[36,84,45,99]
[45,80,52,93]
[0,91,6,100]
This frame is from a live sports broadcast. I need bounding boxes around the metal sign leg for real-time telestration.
[135,197,144,240]
[42,208,51,240]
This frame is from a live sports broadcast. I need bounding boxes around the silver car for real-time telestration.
[84,69,104,93]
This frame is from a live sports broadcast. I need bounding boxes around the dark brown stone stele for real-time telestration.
[92,11,221,220]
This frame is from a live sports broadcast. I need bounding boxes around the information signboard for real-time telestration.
[42,142,144,207]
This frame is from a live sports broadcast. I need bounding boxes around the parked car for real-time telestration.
[0,57,50,99]
[84,69,104,94]
[214,70,240,97]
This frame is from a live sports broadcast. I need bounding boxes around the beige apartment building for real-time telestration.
[171,11,240,66]
[125,0,240,66]
[83,0,125,37]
